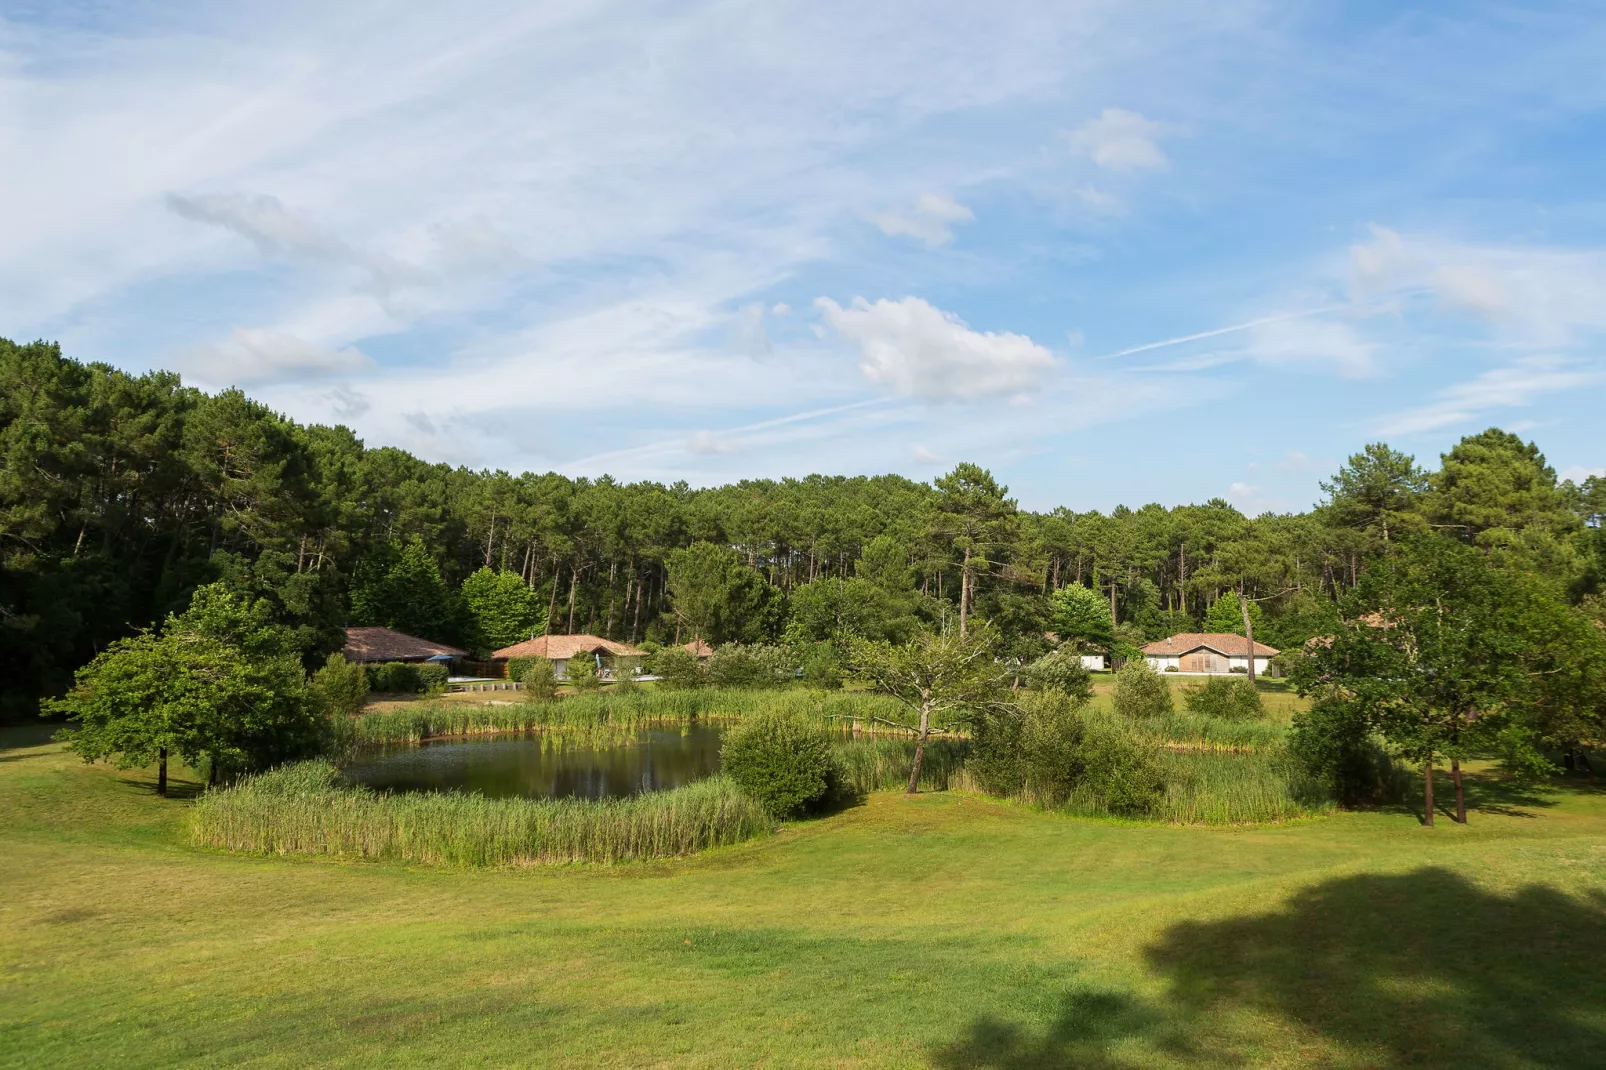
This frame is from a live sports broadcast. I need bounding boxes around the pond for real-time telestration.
[342,725,726,801]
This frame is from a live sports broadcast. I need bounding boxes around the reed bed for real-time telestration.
[354,689,914,744]
[1139,712,1290,753]
[1149,748,1333,825]
[192,761,770,866]
[831,737,971,795]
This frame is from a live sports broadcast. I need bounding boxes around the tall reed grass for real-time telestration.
[1150,747,1333,824]
[831,737,970,795]
[354,689,913,743]
[192,761,770,865]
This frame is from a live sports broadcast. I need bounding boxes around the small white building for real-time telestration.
[1079,654,1107,672]
[1142,633,1278,676]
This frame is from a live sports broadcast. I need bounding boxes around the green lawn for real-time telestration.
[4,724,1605,1068]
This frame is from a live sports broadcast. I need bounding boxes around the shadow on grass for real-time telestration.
[933,868,1606,1068]
[112,773,206,800]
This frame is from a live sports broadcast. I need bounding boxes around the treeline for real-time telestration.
[4,336,1604,719]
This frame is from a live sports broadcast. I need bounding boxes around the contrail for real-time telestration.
[567,397,892,468]
[1093,305,1345,361]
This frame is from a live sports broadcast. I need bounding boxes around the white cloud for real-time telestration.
[685,430,740,455]
[912,444,939,463]
[1560,465,1604,484]
[1065,108,1168,172]
[180,328,373,385]
[1375,356,1606,436]
[815,296,1056,401]
[325,384,371,420]
[770,303,791,316]
[1349,226,1606,347]
[871,193,975,247]
[1245,315,1376,378]
[1278,450,1311,473]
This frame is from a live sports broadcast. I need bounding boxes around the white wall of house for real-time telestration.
[1080,655,1106,671]
[1146,653,1270,675]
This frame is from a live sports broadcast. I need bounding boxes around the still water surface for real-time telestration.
[343,725,725,800]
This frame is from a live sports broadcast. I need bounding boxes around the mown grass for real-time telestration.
[192,760,768,866]
[5,726,1606,1068]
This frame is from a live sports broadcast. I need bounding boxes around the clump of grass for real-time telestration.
[354,690,912,744]
[1140,712,1290,753]
[831,736,970,795]
[1151,747,1334,825]
[192,761,770,865]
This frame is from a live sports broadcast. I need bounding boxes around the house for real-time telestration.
[1141,633,1279,675]
[341,627,467,664]
[683,639,714,662]
[491,634,647,679]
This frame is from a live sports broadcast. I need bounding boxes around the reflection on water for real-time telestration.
[342,725,726,800]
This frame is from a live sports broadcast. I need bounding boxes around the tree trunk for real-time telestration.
[958,546,972,637]
[1239,587,1257,684]
[1423,754,1435,827]
[566,566,579,633]
[1109,577,1118,627]
[208,753,219,788]
[1451,755,1467,824]
[906,703,932,794]
[157,748,167,798]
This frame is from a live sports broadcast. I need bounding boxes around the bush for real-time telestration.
[309,653,368,718]
[719,712,837,818]
[1023,647,1093,703]
[365,661,424,694]
[799,642,844,690]
[1181,676,1264,720]
[505,656,540,683]
[417,662,449,694]
[566,655,601,692]
[1228,665,1247,674]
[1112,658,1172,719]
[1289,693,1400,808]
[970,694,1165,815]
[520,658,558,701]
[648,647,706,690]
[707,644,795,689]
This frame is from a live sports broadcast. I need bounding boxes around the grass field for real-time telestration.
[4,722,1605,1068]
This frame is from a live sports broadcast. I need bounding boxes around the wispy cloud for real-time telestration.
[871,193,975,248]
[1065,108,1169,172]
[1375,357,1606,436]
[180,328,373,385]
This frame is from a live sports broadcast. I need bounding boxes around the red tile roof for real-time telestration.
[342,627,466,662]
[683,639,714,658]
[1141,632,1279,657]
[492,634,646,660]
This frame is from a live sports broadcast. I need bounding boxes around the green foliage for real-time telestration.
[971,694,1165,815]
[1182,677,1264,721]
[1287,694,1395,807]
[519,658,558,701]
[1320,441,1429,545]
[798,641,844,690]
[1112,657,1172,719]
[719,712,837,818]
[48,583,319,781]
[417,662,449,693]
[665,542,773,645]
[350,537,460,645]
[309,653,368,719]
[707,644,796,689]
[460,568,545,654]
[1049,584,1115,650]
[565,653,601,692]
[192,761,769,865]
[647,647,706,690]
[785,577,924,644]
[365,662,424,693]
[505,656,540,683]
[1023,646,1094,703]
[1202,590,1264,636]
[1428,428,1576,547]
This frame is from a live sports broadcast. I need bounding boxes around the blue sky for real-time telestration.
[3,1,1604,512]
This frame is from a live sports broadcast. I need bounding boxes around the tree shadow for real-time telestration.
[932,868,1606,1068]
[112,772,206,799]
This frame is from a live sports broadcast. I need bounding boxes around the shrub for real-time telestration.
[1289,693,1396,807]
[1072,712,1167,816]
[719,712,837,818]
[566,655,601,692]
[648,647,706,690]
[799,642,844,690]
[1023,647,1093,703]
[309,652,368,718]
[971,694,1164,815]
[365,661,423,693]
[505,656,540,683]
[417,662,449,694]
[1164,665,1179,673]
[520,658,558,701]
[1112,658,1172,719]
[1228,665,1248,674]
[1182,677,1264,721]
[708,643,795,689]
